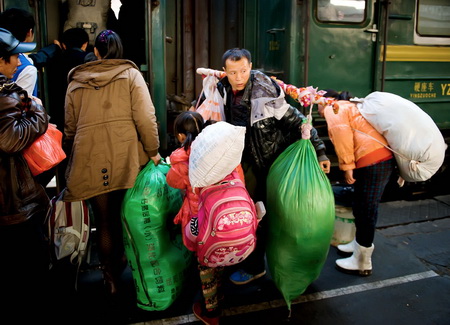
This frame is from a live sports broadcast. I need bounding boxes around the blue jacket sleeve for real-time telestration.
[28,44,62,69]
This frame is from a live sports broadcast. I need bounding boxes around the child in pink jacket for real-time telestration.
[166,111,221,325]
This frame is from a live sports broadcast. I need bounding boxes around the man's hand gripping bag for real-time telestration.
[266,139,334,310]
[121,161,193,311]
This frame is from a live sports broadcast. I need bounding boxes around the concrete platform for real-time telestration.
[45,195,450,325]
[378,196,450,227]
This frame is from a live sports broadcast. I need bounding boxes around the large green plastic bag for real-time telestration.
[121,161,193,311]
[266,139,334,310]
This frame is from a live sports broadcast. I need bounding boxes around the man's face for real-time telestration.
[223,58,252,91]
[0,54,20,79]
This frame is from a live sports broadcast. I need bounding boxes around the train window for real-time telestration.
[3,0,32,11]
[417,0,450,36]
[317,0,366,23]
[414,0,450,45]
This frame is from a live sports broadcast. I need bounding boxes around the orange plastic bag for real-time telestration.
[23,123,66,176]
[196,74,225,122]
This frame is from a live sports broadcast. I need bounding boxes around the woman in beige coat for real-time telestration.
[64,30,160,295]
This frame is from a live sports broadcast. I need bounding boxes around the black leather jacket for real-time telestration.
[217,70,328,172]
[0,75,49,226]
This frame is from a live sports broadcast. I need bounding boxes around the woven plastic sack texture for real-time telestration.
[64,0,110,44]
[356,91,446,182]
[121,161,193,311]
[189,121,245,188]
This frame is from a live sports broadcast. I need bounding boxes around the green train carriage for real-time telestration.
[4,0,449,189]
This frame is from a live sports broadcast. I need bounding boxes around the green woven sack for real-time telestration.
[266,139,334,310]
[121,160,193,311]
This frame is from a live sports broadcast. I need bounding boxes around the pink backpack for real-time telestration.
[184,171,259,267]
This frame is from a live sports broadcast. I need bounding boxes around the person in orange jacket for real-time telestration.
[318,90,396,276]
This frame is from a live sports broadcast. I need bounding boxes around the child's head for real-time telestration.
[61,28,89,50]
[173,111,206,151]
[0,8,35,42]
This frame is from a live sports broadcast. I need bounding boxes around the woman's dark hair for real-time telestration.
[338,91,353,100]
[222,48,252,68]
[94,30,123,59]
[174,111,214,151]
[324,89,354,100]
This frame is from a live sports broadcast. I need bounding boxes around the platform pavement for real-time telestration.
[37,192,446,325]
[141,194,450,325]
[41,171,450,325]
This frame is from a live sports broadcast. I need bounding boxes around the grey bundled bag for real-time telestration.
[63,0,111,44]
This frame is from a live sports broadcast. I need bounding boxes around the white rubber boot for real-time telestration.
[337,238,356,254]
[335,242,374,276]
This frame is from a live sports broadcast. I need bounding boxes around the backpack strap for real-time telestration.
[351,128,418,164]
[73,200,90,290]
[351,128,409,187]
[46,188,91,290]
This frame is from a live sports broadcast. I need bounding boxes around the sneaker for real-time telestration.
[192,302,220,325]
[229,269,266,285]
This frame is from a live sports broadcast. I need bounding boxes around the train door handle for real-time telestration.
[266,28,286,34]
[364,23,379,33]
[364,24,378,42]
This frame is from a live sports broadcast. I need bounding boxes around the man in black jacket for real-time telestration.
[0,28,50,323]
[217,48,331,285]
[45,28,89,133]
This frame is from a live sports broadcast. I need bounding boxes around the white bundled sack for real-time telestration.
[189,121,245,188]
[355,92,447,182]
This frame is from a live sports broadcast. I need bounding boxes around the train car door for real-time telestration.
[242,0,379,97]
[308,0,379,96]
[243,0,291,82]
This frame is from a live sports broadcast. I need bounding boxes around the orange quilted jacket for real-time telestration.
[324,101,391,171]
